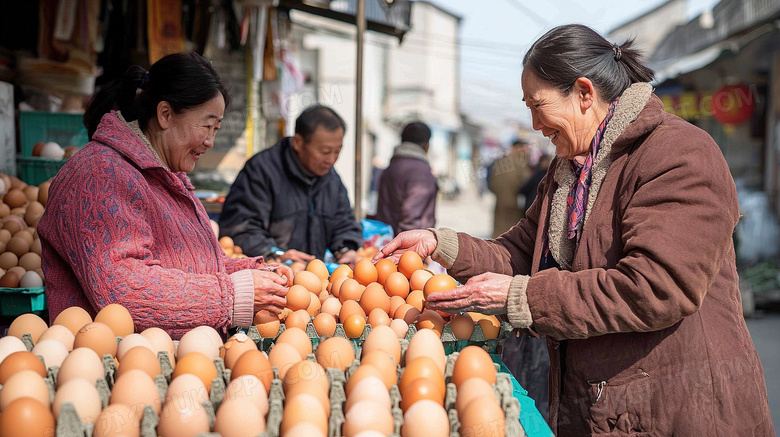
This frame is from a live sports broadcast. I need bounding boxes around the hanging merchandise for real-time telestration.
[147,0,185,65]
[53,0,79,42]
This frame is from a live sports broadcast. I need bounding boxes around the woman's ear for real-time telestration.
[156,101,173,130]
[573,77,596,111]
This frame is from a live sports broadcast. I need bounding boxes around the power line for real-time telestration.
[502,0,550,27]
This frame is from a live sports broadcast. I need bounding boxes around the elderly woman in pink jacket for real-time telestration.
[39,52,290,339]
[376,25,773,436]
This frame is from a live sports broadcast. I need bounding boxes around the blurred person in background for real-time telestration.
[375,24,773,436]
[520,154,553,212]
[219,105,362,265]
[375,121,438,235]
[40,52,291,339]
[487,139,531,238]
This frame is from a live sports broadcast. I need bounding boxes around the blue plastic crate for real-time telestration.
[19,111,88,157]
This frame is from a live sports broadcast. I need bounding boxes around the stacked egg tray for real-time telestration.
[18,332,526,437]
[246,319,515,355]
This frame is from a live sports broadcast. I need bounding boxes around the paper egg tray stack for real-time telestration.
[19,331,525,437]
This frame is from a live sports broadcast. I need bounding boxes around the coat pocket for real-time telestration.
[587,370,653,435]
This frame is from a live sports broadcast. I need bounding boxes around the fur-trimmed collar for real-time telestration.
[392,142,429,163]
[548,82,653,270]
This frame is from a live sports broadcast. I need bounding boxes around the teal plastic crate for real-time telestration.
[0,286,46,317]
[17,156,67,186]
[19,111,88,156]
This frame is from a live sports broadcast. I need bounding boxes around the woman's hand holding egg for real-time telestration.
[251,270,290,315]
[373,230,438,263]
[266,262,294,286]
[426,272,512,315]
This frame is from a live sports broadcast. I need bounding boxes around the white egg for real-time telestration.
[40,142,65,159]
[0,336,27,365]
[19,271,44,288]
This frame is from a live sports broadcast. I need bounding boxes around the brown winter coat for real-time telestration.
[432,83,774,436]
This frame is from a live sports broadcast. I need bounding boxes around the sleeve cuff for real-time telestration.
[428,227,459,269]
[230,270,256,328]
[506,275,533,329]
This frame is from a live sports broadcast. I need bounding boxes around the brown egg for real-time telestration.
[313,313,337,336]
[22,185,38,203]
[53,306,93,336]
[284,422,327,437]
[172,351,218,392]
[285,309,311,331]
[455,377,496,413]
[31,339,69,368]
[1,219,24,237]
[0,204,9,219]
[268,343,303,379]
[353,259,378,286]
[478,316,501,339]
[165,373,209,406]
[416,310,445,337]
[37,181,50,206]
[5,236,29,258]
[329,264,353,282]
[54,378,103,423]
[231,349,274,393]
[362,325,401,364]
[390,318,409,339]
[286,285,311,311]
[399,356,446,399]
[385,271,411,299]
[342,400,395,436]
[7,313,48,343]
[0,369,51,410]
[318,289,330,304]
[321,297,342,318]
[281,393,328,436]
[293,271,322,294]
[177,328,220,361]
[305,259,330,281]
[330,275,349,299]
[389,295,406,316]
[339,278,365,303]
[93,404,141,437]
[6,266,25,278]
[406,289,425,312]
[57,347,105,388]
[63,146,80,159]
[398,251,424,279]
[24,202,44,227]
[94,303,135,338]
[220,333,259,370]
[0,229,10,244]
[423,274,457,300]
[405,329,446,372]
[109,369,162,417]
[215,398,267,437]
[394,304,421,325]
[0,397,55,437]
[39,324,76,351]
[18,252,41,271]
[290,261,306,273]
[344,376,391,413]
[459,394,506,437]
[283,359,329,393]
[254,311,282,338]
[374,258,397,286]
[12,229,33,246]
[0,351,46,384]
[224,374,269,416]
[32,142,46,157]
[306,292,321,317]
[367,307,391,328]
[345,365,385,396]
[139,327,176,366]
[0,270,20,287]
[3,187,27,209]
[315,336,355,371]
[402,400,450,437]
[409,269,434,293]
[360,350,398,390]
[276,327,312,358]
[339,299,366,323]
[452,346,497,388]
[400,377,445,411]
[219,236,234,250]
[157,398,211,437]
[29,238,41,255]
[116,346,162,380]
[359,283,390,315]
[343,314,366,339]
[74,322,118,358]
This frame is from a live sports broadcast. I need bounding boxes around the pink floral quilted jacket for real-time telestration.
[39,111,262,339]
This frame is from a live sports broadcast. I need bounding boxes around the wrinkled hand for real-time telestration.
[372,230,438,263]
[335,250,359,267]
[425,272,512,315]
[251,270,289,315]
[265,262,294,287]
[281,249,315,263]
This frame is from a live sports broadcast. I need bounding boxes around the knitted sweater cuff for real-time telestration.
[230,270,255,328]
[429,227,458,269]
[506,275,533,329]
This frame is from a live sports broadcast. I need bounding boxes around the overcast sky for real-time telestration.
[426,0,721,139]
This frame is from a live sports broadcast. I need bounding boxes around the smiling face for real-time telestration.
[521,70,607,163]
[152,94,225,173]
[292,127,344,177]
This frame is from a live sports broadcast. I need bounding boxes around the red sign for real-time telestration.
[711,84,755,125]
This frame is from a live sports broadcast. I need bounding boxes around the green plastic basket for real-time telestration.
[19,111,88,157]
[0,286,46,317]
[17,156,67,186]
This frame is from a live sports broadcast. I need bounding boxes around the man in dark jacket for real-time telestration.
[375,122,438,235]
[219,105,362,264]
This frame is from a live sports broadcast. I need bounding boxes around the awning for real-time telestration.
[651,43,727,85]
[278,0,410,40]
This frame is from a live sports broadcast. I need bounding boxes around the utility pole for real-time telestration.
[354,0,365,221]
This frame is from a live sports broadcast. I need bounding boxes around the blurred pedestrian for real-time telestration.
[520,154,552,211]
[219,105,362,265]
[487,140,530,238]
[375,121,438,235]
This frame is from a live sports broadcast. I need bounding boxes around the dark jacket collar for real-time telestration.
[281,137,323,187]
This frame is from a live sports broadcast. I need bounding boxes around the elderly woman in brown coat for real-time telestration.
[376,25,774,436]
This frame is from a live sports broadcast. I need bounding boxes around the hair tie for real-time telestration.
[139,71,150,90]
[612,44,622,61]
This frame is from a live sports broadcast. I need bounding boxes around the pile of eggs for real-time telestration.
[0,174,50,289]
[258,254,502,342]
[31,141,81,160]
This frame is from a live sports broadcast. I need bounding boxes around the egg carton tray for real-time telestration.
[245,318,514,355]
